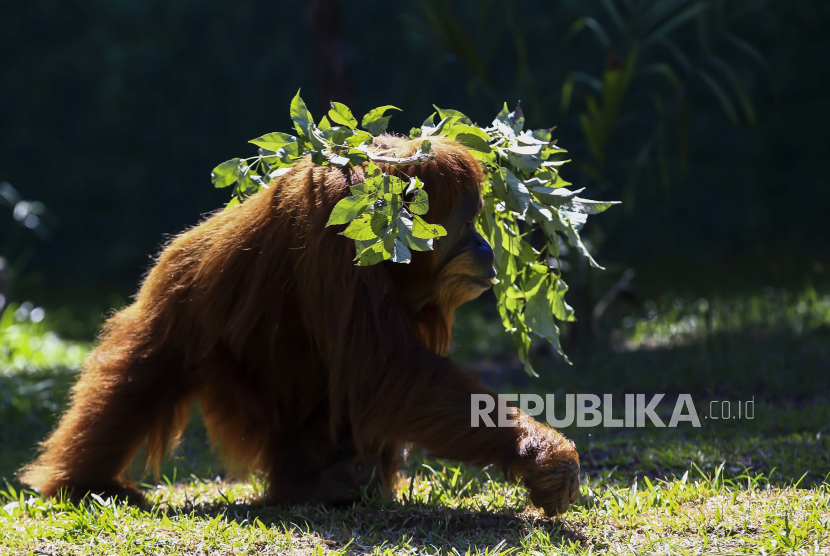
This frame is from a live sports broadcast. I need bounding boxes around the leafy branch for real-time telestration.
[209,91,618,375]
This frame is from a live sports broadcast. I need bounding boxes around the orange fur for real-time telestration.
[20,136,579,514]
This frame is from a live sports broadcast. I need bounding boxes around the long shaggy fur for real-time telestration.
[21,136,579,515]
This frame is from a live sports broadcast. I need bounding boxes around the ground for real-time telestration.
[1,258,828,555]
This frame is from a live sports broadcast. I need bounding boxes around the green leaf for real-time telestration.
[368,196,390,215]
[323,126,350,145]
[356,228,404,266]
[345,130,374,147]
[236,165,264,197]
[307,123,328,151]
[361,105,401,135]
[558,209,603,269]
[563,208,587,230]
[526,200,554,226]
[421,113,436,130]
[511,319,537,376]
[270,167,293,179]
[468,148,497,165]
[562,197,621,215]
[487,169,510,202]
[405,176,424,194]
[327,152,351,167]
[412,216,446,239]
[380,192,404,216]
[370,212,392,235]
[381,174,407,195]
[433,105,473,125]
[212,94,616,370]
[523,268,548,296]
[518,130,552,145]
[211,158,241,188]
[356,241,387,266]
[524,281,569,363]
[345,149,369,165]
[410,189,429,215]
[600,0,626,34]
[549,277,575,322]
[328,102,358,129]
[454,132,492,154]
[290,89,313,137]
[508,144,543,156]
[343,212,390,240]
[479,210,499,261]
[507,150,542,174]
[249,133,298,152]
[496,102,510,123]
[327,195,370,226]
[350,183,376,196]
[445,122,491,141]
[348,166,379,196]
[390,237,412,264]
[424,116,458,137]
[357,162,386,194]
[549,172,573,188]
[504,169,530,214]
[530,186,584,206]
[499,218,522,256]
[519,241,539,266]
[397,213,433,251]
[497,101,525,134]
[260,142,300,166]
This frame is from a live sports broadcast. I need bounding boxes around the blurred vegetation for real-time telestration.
[1,277,828,554]
[2,3,828,550]
[0,303,90,478]
[453,255,830,396]
[2,262,827,484]
[0,303,90,375]
[1,0,826,433]
[0,0,828,308]
[0,182,53,315]
[559,0,776,192]
[0,0,825,391]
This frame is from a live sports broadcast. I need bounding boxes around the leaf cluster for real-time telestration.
[421,102,618,373]
[209,91,618,373]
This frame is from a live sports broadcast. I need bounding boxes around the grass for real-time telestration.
[0,304,89,375]
[1,267,829,555]
[1,458,828,554]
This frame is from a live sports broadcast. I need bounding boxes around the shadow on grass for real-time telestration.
[146,489,588,554]
[2,325,827,497]
[575,418,830,488]
[525,328,830,489]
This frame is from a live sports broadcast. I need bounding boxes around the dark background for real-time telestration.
[2,0,829,501]
[1,0,828,325]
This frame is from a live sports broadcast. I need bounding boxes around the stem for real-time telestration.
[364,151,435,166]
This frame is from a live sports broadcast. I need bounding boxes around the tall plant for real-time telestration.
[561,0,775,202]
